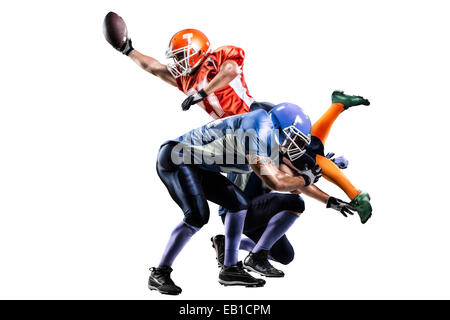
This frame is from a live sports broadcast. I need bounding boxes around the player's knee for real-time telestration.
[272,245,295,265]
[290,196,305,213]
[224,185,249,212]
[184,200,210,228]
[277,249,295,265]
[184,212,209,228]
[273,194,305,214]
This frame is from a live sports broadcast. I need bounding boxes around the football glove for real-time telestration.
[326,197,356,217]
[181,89,208,111]
[299,165,322,187]
[325,152,349,169]
[120,38,134,56]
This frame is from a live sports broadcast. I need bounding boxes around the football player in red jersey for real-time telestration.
[122,29,258,119]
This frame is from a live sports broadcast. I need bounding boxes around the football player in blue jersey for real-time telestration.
[148,103,323,295]
[210,95,369,278]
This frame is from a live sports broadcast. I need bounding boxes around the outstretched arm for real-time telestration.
[292,185,330,203]
[293,184,355,217]
[128,49,177,87]
[280,162,355,217]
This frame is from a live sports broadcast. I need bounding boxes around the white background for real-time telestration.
[0,0,449,299]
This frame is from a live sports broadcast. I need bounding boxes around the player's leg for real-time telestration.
[201,170,265,287]
[243,231,295,265]
[316,154,372,223]
[310,102,344,144]
[311,91,370,144]
[267,235,295,265]
[243,193,304,277]
[316,155,360,199]
[310,91,372,222]
[213,194,298,269]
[240,237,257,252]
[149,143,210,295]
[212,225,293,268]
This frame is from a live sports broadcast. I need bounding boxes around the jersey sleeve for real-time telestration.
[214,46,246,67]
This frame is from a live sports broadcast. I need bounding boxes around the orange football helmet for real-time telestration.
[166,29,211,78]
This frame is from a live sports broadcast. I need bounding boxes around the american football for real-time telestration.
[103,11,128,50]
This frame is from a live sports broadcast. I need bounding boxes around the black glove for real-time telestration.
[120,38,134,56]
[299,165,322,187]
[181,89,208,111]
[326,197,356,217]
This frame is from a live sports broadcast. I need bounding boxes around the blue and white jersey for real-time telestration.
[169,109,278,174]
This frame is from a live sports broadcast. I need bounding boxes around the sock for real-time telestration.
[252,211,298,253]
[224,210,247,267]
[158,221,200,268]
[316,155,361,200]
[310,103,345,144]
[240,237,256,252]
[240,238,276,261]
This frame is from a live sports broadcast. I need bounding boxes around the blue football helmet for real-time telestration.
[269,103,312,161]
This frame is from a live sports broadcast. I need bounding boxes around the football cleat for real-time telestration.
[148,266,182,295]
[332,91,370,109]
[350,192,372,224]
[219,262,266,287]
[211,235,225,268]
[244,250,285,278]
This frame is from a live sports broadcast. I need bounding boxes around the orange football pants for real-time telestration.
[311,103,361,200]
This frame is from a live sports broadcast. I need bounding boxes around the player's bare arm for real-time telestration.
[292,185,330,202]
[181,59,240,111]
[247,155,309,192]
[278,162,327,202]
[279,162,355,217]
[203,60,240,94]
[128,50,177,87]
[103,12,176,87]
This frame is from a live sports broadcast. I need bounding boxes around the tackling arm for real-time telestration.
[280,162,329,203]
[280,162,356,217]
[292,185,330,203]
[293,184,355,217]
[128,50,177,87]
[248,155,308,192]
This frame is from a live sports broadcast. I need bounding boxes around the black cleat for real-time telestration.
[244,250,285,278]
[211,235,225,268]
[148,266,182,295]
[219,261,266,287]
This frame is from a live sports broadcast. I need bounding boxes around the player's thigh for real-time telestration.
[201,170,249,212]
[156,146,210,227]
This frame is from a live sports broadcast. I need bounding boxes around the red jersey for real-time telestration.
[175,46,255,119]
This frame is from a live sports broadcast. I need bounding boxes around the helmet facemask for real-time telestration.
[166,45,207,78]
[280,125,311,161]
